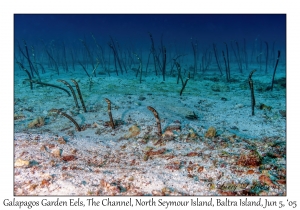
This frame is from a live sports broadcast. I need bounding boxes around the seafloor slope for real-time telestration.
[14,66,286,195]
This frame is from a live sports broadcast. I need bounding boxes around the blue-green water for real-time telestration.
[13,14,286,196]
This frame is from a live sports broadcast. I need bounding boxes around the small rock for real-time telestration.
[205,127,216,138]
[71,149,78,154]
[161,187,172,195]
[230,126,239,130]
[259,191,268,196]
[57,137,66,144]
[92,122,100,128]
[185,112,198,120]
[236,150,261,167]
[188,129,198,139]
[235,104,244,108]
[279,110,286,117]
[162,130,174,138]
[259,103,272,111]
[211,84,230,92]
[95,128,101,135]
[15,158,30,167]
[138,96,146,101]
[29,184,38,191]
[62,155,76,161]
[143,155,149,161]
[124,125,141,138]
[211,84,221,92]
[247,170,255,175]
[28,116,45,128]
[40,179,50,187]
[145,148,166,156]
[52,148,62,158]
[41,173,52,181]
[49,160,56,167]
[128,176,134,181]
[259,175,275,187]
[277,179,286,185]
[165,124,181,132]
[152,190,163,196]
[14,114,25,120]
[186,152,199,157]
[47,144,55,149]
[40,145,46,151]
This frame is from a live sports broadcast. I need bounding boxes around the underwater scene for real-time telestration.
[14,14,286,196]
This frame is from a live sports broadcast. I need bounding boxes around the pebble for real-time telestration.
[52,148,61,157]
[57,137,66,144]
[125,125,141,138]
[279,110,286,117]
[235,104,244,108]
[138,96,146,101]
[205,127,216,138]
[15,158,30,167]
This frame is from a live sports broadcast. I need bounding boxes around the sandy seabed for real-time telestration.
[14,67,286,196]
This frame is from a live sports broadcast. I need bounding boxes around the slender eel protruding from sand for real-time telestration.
[271,50,281,91]
[57,79,79,109]
[133,53,143,83]
[147,106,162,136]
[174,60,183,85]
[16,62,33,90]
[180,72,190,96]
[50,109,81,131]
[17,63,71,95]
[71,79,87,112]
[31,80,71,96]
[105,98,115,129]
[248,69,256,116]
